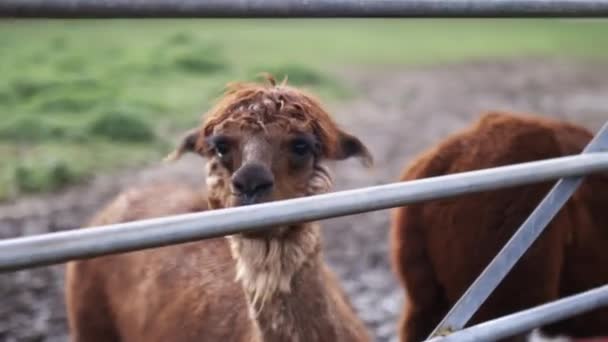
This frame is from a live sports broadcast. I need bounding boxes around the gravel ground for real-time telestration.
[1,59,607,342]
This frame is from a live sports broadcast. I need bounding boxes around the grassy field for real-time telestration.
[1,19,608,200]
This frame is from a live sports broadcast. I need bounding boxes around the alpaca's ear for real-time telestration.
[332,130,373,167]
[164,128,203,162]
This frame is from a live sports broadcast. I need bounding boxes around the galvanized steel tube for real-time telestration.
[427,284,608,342]
[1,152,608,272]
[429,121,608,335]
[2,0,608,18]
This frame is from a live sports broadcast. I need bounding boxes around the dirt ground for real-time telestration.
[1,59,607,342]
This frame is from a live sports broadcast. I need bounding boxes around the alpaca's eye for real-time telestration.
[208,135,232,158]
[291,139,311,157]
[214,141,230,157]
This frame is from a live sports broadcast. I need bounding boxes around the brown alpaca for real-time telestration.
[65,76,372,342]
[390,112,608,342]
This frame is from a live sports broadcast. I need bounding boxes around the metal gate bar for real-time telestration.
[427,284,608,342]
[1,150,608,272]
[2,0,608,18]
[2,4,608,341]
[430,122,608,337]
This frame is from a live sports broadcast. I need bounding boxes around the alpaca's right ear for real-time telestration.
[332,130,373,168]
[164,128,203,162]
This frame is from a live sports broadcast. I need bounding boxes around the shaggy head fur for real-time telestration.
[167,75,372,212]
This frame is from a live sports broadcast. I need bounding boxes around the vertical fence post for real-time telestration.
[430,122,608,337]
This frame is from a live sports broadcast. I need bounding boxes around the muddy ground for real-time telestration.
[1,59,607,342]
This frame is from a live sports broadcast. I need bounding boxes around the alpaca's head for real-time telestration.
[168,75,372,212]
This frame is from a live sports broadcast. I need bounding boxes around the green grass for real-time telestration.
[0,19,607,200]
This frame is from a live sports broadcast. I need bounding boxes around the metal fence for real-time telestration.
[427,284,608,342]
[1,149,608,272]
[2,0,608,18]
[2,2,608,341]
[0,123,606,342]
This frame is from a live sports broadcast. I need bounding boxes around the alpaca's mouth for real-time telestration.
[236,195,258,206]
[232,193,268,207]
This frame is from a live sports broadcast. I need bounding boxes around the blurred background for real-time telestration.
[1,19,607,342]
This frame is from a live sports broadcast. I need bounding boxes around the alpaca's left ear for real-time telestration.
[164,128,202,162]
[333,130,373,167]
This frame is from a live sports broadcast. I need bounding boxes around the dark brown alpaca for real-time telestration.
[65,76,372,342]
[390,112,608,342]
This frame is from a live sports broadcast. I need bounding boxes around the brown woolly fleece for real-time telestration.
[391,112,608,342]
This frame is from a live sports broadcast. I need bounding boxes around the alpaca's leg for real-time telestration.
[66,261,120,342]
[541,248,608,337]
[400,311,529,342]
[399,305,528,342]
[392,206,450,342]
[539,201,608,339]
[398,268,449,342]
[499,333,532,342]
[400,304,448,342]
[397,262,450,341]
[466,222,567,342]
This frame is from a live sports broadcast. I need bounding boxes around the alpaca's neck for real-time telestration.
[228,224,363,342]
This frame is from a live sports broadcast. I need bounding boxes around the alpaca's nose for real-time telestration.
[231,163,274,203]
